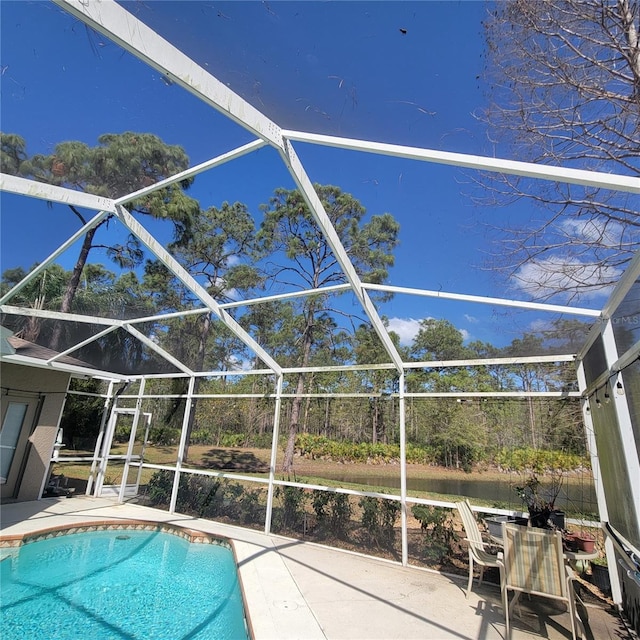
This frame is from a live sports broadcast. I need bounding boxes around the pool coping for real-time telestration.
[0,517,256,640]
[0,518,234,547]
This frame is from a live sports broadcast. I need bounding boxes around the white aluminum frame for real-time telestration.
[0,0,638,585]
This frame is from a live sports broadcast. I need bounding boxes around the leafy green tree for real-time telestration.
[144,201,261,457]
[408,320,502,468]
[353,322,401,444]
[59,379,106,450]
[1,262,159,372]
[1,133,28,175]
[258,184,400,471]
[1,264,67,342]
[411,318,468,362]
[10,132,200,349]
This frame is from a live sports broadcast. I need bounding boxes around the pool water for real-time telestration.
[0,529,249,640]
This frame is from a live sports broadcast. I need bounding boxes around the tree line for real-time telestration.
[3,1,639,471]
[1,128,594,472]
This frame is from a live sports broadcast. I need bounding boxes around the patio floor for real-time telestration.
[1,497,636,640]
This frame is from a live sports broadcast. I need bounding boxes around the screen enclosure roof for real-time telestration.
[1,0,639,382]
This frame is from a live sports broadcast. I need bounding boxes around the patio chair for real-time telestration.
[501,522,585,640]
[455,500,504,599]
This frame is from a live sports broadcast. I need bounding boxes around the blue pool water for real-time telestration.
[0,529,249,640]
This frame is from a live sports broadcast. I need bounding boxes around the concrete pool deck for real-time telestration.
[1,497,636,640]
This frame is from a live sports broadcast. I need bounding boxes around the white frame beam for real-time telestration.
[281,131,640,194]
[53,0,285,148]
[0,0,634,582]
[113,205,282,375]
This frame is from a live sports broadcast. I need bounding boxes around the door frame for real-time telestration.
[0,393,41,500]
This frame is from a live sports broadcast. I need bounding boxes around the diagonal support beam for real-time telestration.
[113,139,267,208]
[113,205,282,375]
[278,140,405,372]
[0,306,119,326]
[124,324,194,376]
[46,325,119,364]
[0,207,113,307]
[54,0,284,149]
[1,173,118,211]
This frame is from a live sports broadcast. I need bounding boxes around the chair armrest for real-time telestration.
[463,537,503,550]
[565,564,578,581]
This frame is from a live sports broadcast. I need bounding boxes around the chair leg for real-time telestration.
[478,565,485,587]
[466,551,474,599]
[567,579,583,640]
[501,583,510,640]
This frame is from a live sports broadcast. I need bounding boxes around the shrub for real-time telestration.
[219,433,246,448]
[359,496,400,546]
[237,486,266,525]
[494,447,589,473]
[273,484,307,532]
[149,424,180,446]
[295,434,434,465]
[146,470,177,507]
[189,429,214,445]
[411,504,455,562]
[312,491,353,539]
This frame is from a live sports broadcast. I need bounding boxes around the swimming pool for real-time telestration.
[1,526,249,640]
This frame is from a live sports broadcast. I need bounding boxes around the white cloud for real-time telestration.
[560,218,624,247]
[386,317,422,345]
[528,318,552,333]
[512,257,621,301]
[464,314,478,324]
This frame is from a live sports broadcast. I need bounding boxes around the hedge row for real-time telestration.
[295,434,589,472]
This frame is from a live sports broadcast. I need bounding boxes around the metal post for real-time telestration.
[265,374,283,535]
[86,381,115,495]
[577,355,623,605]
[118,378,145,503]
[170,376,195,514]
[399,372,408,566]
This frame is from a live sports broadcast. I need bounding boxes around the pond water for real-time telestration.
[313,471,598,515]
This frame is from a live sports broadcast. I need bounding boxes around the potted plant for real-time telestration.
[574,532,596,553]
[514,473,564,529]
[563,532,579,551]
[590,556,611,594]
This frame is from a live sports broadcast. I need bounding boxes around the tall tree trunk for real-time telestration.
[282,324,313,472]
[372,398,378,444]
[302,372,314,434]
[183,313,211,461]
[282,371,306,472]
[323,398,331,437]
[50,226,99,351]
[246,377,259,445]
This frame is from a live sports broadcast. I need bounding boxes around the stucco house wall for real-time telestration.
[1,362,71,501]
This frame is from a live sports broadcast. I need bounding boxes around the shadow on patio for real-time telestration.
[1,497,636,640]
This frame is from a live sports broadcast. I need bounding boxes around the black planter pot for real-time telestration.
[485,515,529,539]
[528,508,565,530]
[549,510,565,530]
[528,508,552,529]
[591,564,611,594]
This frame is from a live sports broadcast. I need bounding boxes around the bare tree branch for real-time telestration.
[476,0,640,301]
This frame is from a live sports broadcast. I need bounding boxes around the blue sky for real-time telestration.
[0,1,603,351]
